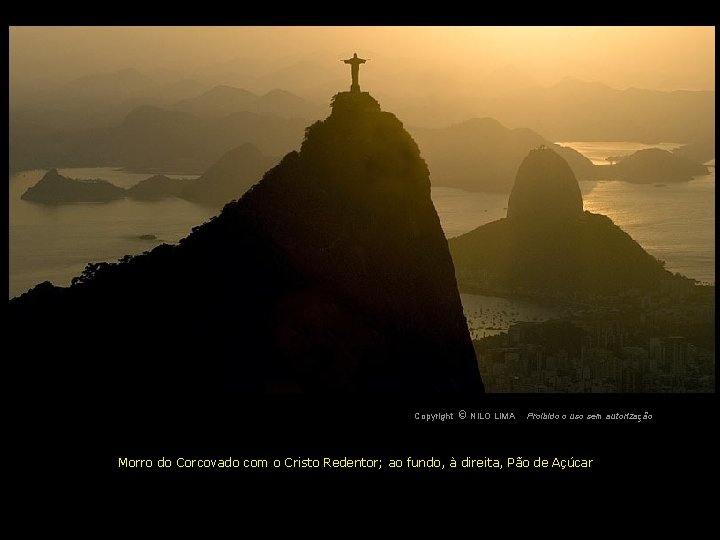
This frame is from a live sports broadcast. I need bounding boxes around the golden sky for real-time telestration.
[10,26,715,91]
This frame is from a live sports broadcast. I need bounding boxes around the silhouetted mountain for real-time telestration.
[30,68,161,121]
[9,73,213,173]
[410,118,595,192]
[126,175,188,200]
[182,143,277,206]
[10,91,482,394]
[193,56,267,89]
[10,88,312,174]
[507,146,584,221]
[673,139,715,165]
[253,89,324,119]
[9,106,120,174]
[64,68,154,97]
[120,78,212,109]
[174,85,259,116]
[600,148,709,183]
[74,105,305,172]
[175,85,324,120]
[450,147,679,297]
[21,169,125,204]
[253,61,340,95]
[486,79,715,146]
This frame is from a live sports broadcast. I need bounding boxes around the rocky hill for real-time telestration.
[602,148,709,183]
[11,91,483,394]
[450,147,680,297]
[21,169,125,203]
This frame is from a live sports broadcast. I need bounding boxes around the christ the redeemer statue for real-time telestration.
[343,53,367,93]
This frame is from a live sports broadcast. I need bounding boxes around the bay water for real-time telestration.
[9,142,714,337]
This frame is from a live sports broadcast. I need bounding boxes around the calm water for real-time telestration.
[556,141,684,165]
[461,293,569,339]
[9,168,214,298]
[434,141,715,286]
[433,174,715,286]
[8,142,715,305]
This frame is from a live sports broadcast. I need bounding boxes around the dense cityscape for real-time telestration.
[473,281,715,392]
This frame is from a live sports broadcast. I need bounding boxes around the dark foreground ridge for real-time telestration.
[450,147,685,297]
[10,91,483,394]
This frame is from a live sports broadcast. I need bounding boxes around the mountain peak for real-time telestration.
[11,88,482,393]
[450,148,674,296]
[329,91,381,115]
[507,146,584,221]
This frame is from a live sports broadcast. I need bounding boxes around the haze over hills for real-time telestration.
[9,71,217,173]
[126,174,187,201]
[189,57,343,99]
[9,55,715,175]
[65,67,155,98]
[9,56,714,180]
[84,105,303,172]
[182,143,278,206]
[22,143,276,207]
[174,85,326,120]
[484,79,715,145]
[449,147,683,297]
[8,69,325,174]
[11,105,306,174]
[410,117,710,192]
[12,68,209,110]
[673,138,715,165]
[9,63,331,120]
[10,91,483,393]
[410,118,596,192]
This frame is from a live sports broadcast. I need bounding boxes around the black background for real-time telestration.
[31,393,715,489]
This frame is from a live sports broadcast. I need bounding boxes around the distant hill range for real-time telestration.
[23,143,277,207]
[125,174,187,200]
[11,76,713,186]
[174,85,326,120]
[181,143,277,206]
[22,141,709,207]
[411,118,710,192]
[449,147,690,298]
[672,138,715,165]
[485,79,714,146]
[10,91,483,394]
[10,84,318,174]
[410,118,596,192]
[72,105,303,173]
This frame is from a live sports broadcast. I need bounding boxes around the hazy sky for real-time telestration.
[9,26,715,91]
